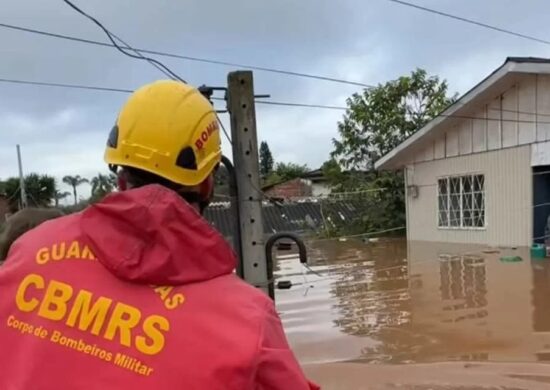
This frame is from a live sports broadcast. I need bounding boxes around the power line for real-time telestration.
[386,0,550,46]
[7,77,550,123]
[0,77,349,111]
[0,78,132,93]
[62,0,185,82]
[255,100,347,111]
[0,21,373,88]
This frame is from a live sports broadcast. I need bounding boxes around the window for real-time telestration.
[438,174,484,228]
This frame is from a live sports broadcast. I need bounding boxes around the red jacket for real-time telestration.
[0,185,318,390]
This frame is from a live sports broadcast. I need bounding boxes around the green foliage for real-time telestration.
[0,178,19,212]
[332,68,455,170]
[259,141,274,178]
[318,171,405,238]
[25,174,56,207]
[326,68,455,237]
[0,174,56,210]
[90,173,117,203]
[63,175,89,205]
[272,162,309,182]
[54,190,71,207]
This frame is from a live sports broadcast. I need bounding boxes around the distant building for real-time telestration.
[376,57,550,247]
[262,169,331,199]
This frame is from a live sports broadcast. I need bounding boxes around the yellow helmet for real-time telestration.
[104,80,222,186]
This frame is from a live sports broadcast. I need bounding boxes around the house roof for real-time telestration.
[375,57,550,170]
[204,199,364,237]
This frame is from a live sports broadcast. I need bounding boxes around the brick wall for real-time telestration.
[264,178,312,199]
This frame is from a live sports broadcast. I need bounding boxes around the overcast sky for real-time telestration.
[1,0,550,199]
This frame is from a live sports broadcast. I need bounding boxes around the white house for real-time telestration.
[376,57,550,248]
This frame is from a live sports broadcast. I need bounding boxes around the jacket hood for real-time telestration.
[80,185,236,285]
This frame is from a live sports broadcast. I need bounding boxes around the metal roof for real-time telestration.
[203,200,362,238]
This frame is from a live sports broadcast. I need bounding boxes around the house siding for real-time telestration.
[406,145,532,247]
[403,74,550,167]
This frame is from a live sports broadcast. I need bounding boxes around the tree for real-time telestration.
[0,174,56,210]
[25,174,56,207]
[326,69,455,236]
[0,178,20,212]
[90,173,117,202]
[62,175,89,205]
[273,162,309,182]
[259,141,274,178]
[332,68,455,170]
[54,190,71,207]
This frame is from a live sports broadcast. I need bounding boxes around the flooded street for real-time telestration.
[275,239,550,389]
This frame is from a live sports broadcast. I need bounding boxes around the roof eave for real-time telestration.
[375,59,550,171]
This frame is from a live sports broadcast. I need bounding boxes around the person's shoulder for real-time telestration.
[14,210,82,246]
[214,274,274,310]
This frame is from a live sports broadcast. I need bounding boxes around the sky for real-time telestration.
[1,0,550,200]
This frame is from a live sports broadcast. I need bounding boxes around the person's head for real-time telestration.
[104,80,222,213]
[0,208,64,262]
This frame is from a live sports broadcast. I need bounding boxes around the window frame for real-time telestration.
[437,173,486,231]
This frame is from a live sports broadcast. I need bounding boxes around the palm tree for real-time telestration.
[62,175,89,205]
[90,173,117,201]
[54,190,71,207]
[16,173,56,207]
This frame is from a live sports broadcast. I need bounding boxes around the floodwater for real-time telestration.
[274,239,550,389]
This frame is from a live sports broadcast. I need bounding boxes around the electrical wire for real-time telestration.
[385,0,550,46]
[7,76,550,123]
[0,21,372,88]
[255,100,347,111]
[0,78,351,111]
[62,0,185,82]
[216,115,233,144]
[107,30,177,81]
[313,226,407,242]
[59,0,347,205]
[0,78,133,93]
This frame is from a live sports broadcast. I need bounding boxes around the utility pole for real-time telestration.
[16,144,27,208]
[227,71,270,297]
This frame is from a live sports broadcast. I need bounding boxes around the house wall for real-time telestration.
[406,146,532,247]
[311,182,331,197]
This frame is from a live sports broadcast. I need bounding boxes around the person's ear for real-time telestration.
[199,174,215,201]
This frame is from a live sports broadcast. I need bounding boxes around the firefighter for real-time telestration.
[0,80,318,389]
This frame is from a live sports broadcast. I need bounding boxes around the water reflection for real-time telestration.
[330,241,409,336]
[532,260,550,332]
[439,254,488,323]
[276,239,550,365]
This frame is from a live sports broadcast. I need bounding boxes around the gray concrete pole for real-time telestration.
[227,71,270,297]
[16,144,27,208]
